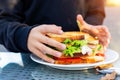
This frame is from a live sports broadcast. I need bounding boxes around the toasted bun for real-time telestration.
[47,31,96,42]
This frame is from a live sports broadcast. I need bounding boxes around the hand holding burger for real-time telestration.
[47,15,111,64]
[27,25,66,63]
[77,15,111,51]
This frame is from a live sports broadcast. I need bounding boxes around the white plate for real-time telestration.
[30,49,119,70]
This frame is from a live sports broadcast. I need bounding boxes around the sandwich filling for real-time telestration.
[63,38,102,57]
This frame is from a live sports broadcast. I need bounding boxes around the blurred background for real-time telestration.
[106,0,120,6]
[0,0,120,53]
[104,0,120,53]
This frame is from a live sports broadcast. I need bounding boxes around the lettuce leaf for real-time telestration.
[63,39,88,57]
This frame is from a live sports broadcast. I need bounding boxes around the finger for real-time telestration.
[38,25,63,34]
[35,49,54,63]
[91,26,110,40]
[32,47,55,63]
[99,36,109,48]
[101,26,111,39]
[96,26,110,37]
[96,26,108,34]
[38,33,66,50]
[97,26,111,42]
[36,42,62,57]
[77,14,85,25]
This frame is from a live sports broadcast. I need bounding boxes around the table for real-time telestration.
[0,53,120,80]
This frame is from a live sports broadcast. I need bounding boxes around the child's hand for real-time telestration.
[77,14,111,50]
[27,25,66,63]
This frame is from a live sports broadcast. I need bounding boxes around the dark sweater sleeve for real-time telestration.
[0,0,32,52]
[85,0,105,25]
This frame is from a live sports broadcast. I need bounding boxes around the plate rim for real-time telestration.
[30,49,119,68]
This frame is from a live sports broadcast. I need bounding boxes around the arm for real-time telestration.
[0,0,66,63]
[0,0,34,52]
[85,0,105,25]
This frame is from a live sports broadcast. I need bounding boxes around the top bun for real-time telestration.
[47,31,97,43]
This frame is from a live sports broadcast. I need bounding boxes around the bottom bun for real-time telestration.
[54,56,104,64]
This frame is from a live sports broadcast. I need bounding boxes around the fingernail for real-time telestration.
[58,30,63,34]
[56,52,62,57]
[61,44,66,50]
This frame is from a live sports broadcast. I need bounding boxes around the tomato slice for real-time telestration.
[96,53,105,57]
[54,58,83,64]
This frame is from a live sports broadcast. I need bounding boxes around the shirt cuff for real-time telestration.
[15,26,33,52]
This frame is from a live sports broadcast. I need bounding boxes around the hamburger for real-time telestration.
[47,32,105,64]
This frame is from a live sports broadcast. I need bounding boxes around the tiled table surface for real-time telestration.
[0,53,120,80]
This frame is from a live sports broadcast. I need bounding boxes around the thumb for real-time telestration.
[77,14,84,26]
[38,25,63,34]
[77,14,87,31]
